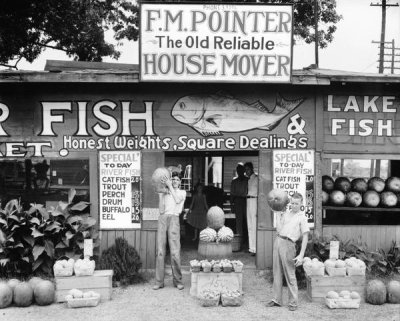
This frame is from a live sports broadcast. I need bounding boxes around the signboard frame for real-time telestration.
[99,150,142,230]
[272,149,315,228]
[139,2,293,83]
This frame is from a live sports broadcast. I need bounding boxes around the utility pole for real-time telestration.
[371,0,399,73]
[373,39,400,73]
[314,0,319,67]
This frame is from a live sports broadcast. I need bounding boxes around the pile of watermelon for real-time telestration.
[322,175,400,208]
[366,279,400,305]
[0,277,55,309]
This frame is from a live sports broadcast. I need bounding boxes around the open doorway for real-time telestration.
[165,151,259,267]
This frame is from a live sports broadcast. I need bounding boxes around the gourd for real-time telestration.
[217,226,234,242]
[199,227,217,242]
[207,206,225,230]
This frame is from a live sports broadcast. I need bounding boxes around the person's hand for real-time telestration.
[293,254,304,267]
[160,175,172,188]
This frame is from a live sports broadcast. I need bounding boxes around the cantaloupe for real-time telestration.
[324,259,336,268]
[207,206,225,230]
[387,280,400,304]
[33,280,55,306]
[326,291,339,299]
[0,282,13,309]
[350,291,361,300]
[366,279,387,305]
[335,260,346,268]
[13,282,33,307]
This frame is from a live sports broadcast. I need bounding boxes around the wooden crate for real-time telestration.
[55,270,113,303]
[190,271,242,297]
[306,275,366,302]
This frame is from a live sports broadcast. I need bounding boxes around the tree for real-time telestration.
[0,0,138,69]
[0,0,341,69]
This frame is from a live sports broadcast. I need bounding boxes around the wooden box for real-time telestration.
[190,271,242,297]
[306,275,366,302]
[55,270,113,303]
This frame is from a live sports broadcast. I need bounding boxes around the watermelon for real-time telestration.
[33,280,55,306]
[13,282,33,307]
[0,282,13,309]
[28,277,43,291]
[151,167,170,193]
[366,279,387,305]
[387,280,400,304]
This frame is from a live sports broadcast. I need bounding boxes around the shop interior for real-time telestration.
[165,151,258,266]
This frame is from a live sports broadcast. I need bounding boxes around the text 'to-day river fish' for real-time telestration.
[171,93,305,136]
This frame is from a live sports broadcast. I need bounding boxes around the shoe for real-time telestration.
[153,284,164,290]
[250,252,256,256]
[288,306,297,311]
[266,301,280,307]
[175,284,184,290]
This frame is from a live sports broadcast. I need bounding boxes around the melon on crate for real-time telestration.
[385,176,400,193]
[366,279,387,305]
[363,190,380,207]
[351,178,368,193]
[322,191,329,205]
[329,190,346,206]
[368,177,385,193]
[380,191,398,207]
[346,191,362,207]
[322,175,335,192]
[334,177,351,193]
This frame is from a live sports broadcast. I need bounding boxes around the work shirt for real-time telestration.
[276,210,310,243]
[159,189,186,216]
[231,176,248,198]
[247,173,258,197]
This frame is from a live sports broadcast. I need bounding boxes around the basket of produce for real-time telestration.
[198,290,220,307]
[73,257,95,276]
[345,257,366,276]
[325,290,361,309]
[201,260,212,273]
[221,290,243,307]
[303,258,325,276]
[221,260,233,273]
[231,260,244,273]
[212,261,222,273]
[190,260,201,272]
[65,289,101,308]
[53,258,75,277]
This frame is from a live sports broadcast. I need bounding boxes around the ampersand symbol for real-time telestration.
[287,114,306,135]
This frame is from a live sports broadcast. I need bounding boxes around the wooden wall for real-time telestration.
[99,229,157,269]
[323,225,400,251]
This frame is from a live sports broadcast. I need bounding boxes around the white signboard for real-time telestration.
[273,149,314,228]
[140,3,293,83]
[99,151,141,229]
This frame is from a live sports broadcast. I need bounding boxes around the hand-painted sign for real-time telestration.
[0,90,312,157]
[140,3,293,82]
[272,149,314,227]
[99,151,141,229]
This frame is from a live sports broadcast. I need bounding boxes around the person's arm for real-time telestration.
[294,232,309,267]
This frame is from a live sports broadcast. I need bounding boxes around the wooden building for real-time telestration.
[0,62,399,269]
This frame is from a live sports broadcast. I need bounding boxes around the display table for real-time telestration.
[55,270,113,303]
[306,274,366,302]
[190,271,243,297]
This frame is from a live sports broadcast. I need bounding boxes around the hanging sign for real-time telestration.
[99,151,141,229]
[272,149,315,227]
[140,3,293,83]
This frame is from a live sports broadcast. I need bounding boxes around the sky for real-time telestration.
[10,0,400,74]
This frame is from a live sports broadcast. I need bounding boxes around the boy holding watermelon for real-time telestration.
[153,171,186,291]
[266,192,309,311]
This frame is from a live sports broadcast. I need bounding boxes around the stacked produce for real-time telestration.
[344,257,366,276]
[221,290,243,307]
[54,258,75,276]
[0,277,55,309]
[324,259,346,276]
[190,259,243,273]
[198,288,243,307]
[303,257,325,276]
[54,257,95,277]
[65,288,101,308]
[322,175,400,208]
[198,289,221,307]
[325,290,361,309]
[199,206,234,243]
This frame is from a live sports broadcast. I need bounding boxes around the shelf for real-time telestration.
[323,206,400,212]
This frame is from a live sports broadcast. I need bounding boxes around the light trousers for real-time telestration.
[246,198,257,253]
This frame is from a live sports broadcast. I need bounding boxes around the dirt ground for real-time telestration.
[2,267,400,321]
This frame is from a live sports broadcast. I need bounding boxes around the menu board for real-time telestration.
[99,151,141,229]
[272,149,314,227]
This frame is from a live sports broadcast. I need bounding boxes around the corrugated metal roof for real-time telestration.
[0,60,399,84]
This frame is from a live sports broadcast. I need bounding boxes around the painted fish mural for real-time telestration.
[171,92,305,136]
